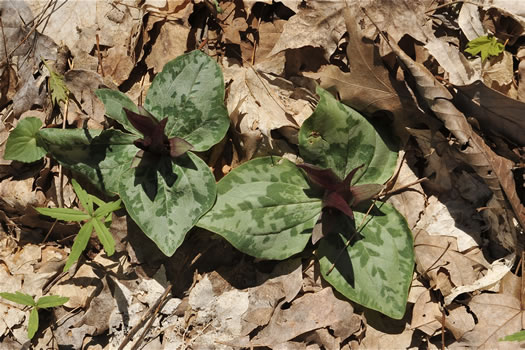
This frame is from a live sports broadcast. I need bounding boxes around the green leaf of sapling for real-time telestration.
[27,308,39,339]
[500,330,525,342]
[71,178,93,215]
[93,199,121,218]
[4,117,47,163]
[34,207,90,222]
[42,59,69,106]
[465,35,505,61]
[92,217,115,256]
[35,295,69,309]
[0,292,36,307]
[63,220,94,272]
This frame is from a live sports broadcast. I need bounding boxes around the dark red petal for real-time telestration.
[350,184,384,205]
[124,108,158,136]
[296,163,342,191]
[342,164,365,188]
[169,137,193,158]
[324,191,354,220]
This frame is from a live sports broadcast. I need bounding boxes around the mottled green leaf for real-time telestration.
[317,202,414,319]
[0,292,35,307]
[299,87,397,184]
[34,207,90,222]
[144,50,229,151]
[64,220,94,272]
[38,128,137,194]
[198,157,323,259]
[95,89,141,134]
[92,217,115,256]
[35,295,69,309]
[119,152,216,256]
[27,308,38,339]
[4,117,47,163]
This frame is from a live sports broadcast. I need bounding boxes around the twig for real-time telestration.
[96,33,105,77]
[380,177,428,198]
[119,283,172,350]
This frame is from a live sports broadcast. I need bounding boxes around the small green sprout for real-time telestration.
[35,178,121,271]
[0,292,68,339]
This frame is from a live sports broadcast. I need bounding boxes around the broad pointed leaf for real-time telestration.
[119,152,216,256]
[4,117,46,163]
[299,87,397,184]
[94,89,141,134]
[38,128,138,194]
[198,157,323,260]
[317,202,414,319]
[144,50,229,151]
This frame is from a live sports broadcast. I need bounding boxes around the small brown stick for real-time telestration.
[96,33,105,77]
[119,283,173,350]
[379,177,428,198]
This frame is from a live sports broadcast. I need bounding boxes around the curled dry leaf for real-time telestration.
[387,35,525,241]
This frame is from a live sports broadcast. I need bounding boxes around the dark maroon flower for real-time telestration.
[124,107,193,158]
[297,163,383,244]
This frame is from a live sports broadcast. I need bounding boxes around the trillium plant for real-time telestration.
[198,87,415,319]
[5,50,229,256]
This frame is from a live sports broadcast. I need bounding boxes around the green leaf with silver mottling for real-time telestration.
[317,202,414,319]
[95,89,141,134]
[198,157,323,260]
[299,87,397,185]
[144,50,229,151]
[119,152,216,256]
[38,128,138,194]
[4,117,47,163]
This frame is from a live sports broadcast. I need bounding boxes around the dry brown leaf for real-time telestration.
[455,80,525,146]
[306,5,429,143]
[414,229,489,296]
[458,3,487,41]
[387,34,525,243]
[481,51,517,98]
[415,196,483,252]
[249,287,361,348]
[269,0,346,60]
[456,293,524,349]
[145,21,191,74]
[411,289,442,336]
[386,151,426,229]
[64,69,108,126]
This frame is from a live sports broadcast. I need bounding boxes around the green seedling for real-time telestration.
[36,179,121,271]
[0,292,68,339]
[42,58,69,107]
[4,117,47,163]
[499,330,525,342]
[465,35,505,61]
[199,87,414,320]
